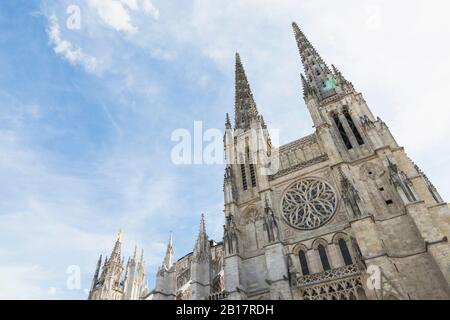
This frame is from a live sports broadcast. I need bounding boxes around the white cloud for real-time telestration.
[87,0,137,33]
[86,0,159,33]
[139,0,160,19]
[43,0,160,74]
[0,265,55,300]
[47,14,97,73]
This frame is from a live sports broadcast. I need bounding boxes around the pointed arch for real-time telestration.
[318,244,331,271]
[332,233,354,266]
[298,249,310,276]
[338,238,353,266]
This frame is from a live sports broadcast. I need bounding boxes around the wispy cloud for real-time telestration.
[47,14,98,73]
[0,265,56,300]
[86,0,159,33]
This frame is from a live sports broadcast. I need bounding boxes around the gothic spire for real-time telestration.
[192,214,210,263]
[93,254,102,283]
[225,112,232,129]
[301,73,316,99]
[96,254,103,271]
[109,228,123,264]
[163,231,174,268]
[88,254,103,299]
[234,52,259,130]
[132,245,137,261]
[292,22,336,100]
[200,213,206,234]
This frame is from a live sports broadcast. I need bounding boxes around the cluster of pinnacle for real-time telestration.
[160,214,209,270]
[100,213,210,275]
[229,21,354,130]
[92,229,145,287]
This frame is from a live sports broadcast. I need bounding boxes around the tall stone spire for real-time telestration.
[95,254,102,277]
[163,231,174,269]
[190,214,212,299]
[89,254,102,294]
[292,22,336,100]
[234,53,259,130]
[109,228,123,264]
[192,214,210,263]
[199,214,206,234]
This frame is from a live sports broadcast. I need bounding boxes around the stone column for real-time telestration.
[264,241,292,299]
[306,250,321,274]
[223,254,245,300]
[328,244,345,269]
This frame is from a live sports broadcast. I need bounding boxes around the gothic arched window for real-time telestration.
[318,244,331,271]
[249,164,257,187]
[332,113,352,150]
[240,164,248,190]
[298,250,310,275]
[338,239,353,266]
[343,109,364,145]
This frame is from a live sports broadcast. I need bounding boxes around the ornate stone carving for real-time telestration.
[176,267,191,289]
[223,215,239,255]
[360,115,375,128]
[239,208,262,225]
[176,288,190,300]
[207,291,229,300]
[212,273,224,293]
[299,276,365,300]
[339,168,363,218]
[281,178,338,230]
[296,266,360,288]
[387,158,418,203]
[263,197,280,243]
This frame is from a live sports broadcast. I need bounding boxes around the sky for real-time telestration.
[0,0,449,299]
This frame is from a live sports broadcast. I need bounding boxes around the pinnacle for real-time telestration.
[234,52,259,129]
[200,213,206,234]
[225,112,231,129]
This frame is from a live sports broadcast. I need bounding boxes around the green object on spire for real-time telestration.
[323,78,337,90]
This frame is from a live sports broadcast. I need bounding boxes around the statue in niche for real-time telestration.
[263,196,280,243]
[224,214,239,255]
[339,167,363,218]
[387,158,417,203]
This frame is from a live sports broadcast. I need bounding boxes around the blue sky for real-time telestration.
[0,0,449,299]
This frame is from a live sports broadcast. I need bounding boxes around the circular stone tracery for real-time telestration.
[281,178,337,230]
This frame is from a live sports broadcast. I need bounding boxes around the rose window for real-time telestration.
[281,178,337,230]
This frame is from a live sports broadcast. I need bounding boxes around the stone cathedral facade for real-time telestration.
[88,23,450,300]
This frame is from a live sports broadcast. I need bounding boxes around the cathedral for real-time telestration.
[88,22,450,300]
